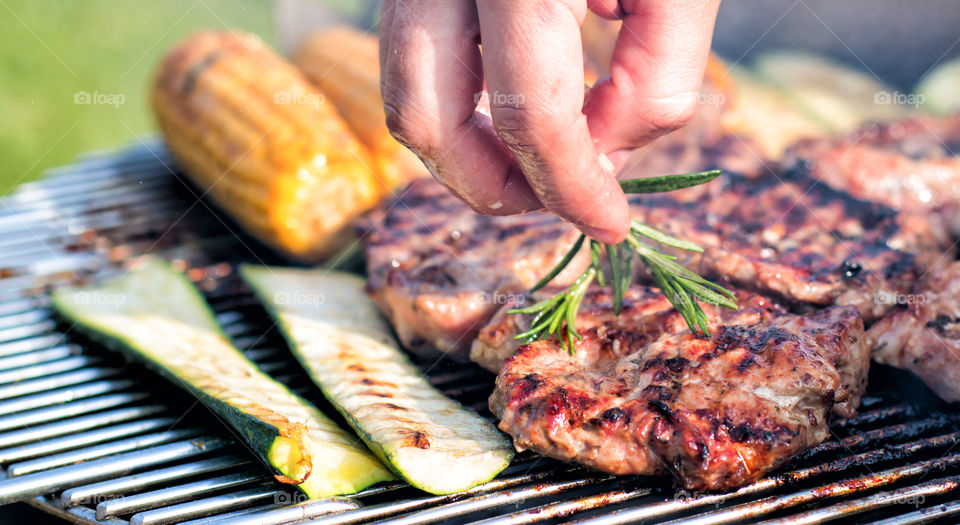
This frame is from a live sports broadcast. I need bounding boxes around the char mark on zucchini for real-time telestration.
[50,259,393,498]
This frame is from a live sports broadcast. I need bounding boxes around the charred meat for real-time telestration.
[367,168,945,361]
[490,287,868,491]
[784,116,960,235]
[363,179,590,360]
[867,261,960,402]
[628,169,949,322]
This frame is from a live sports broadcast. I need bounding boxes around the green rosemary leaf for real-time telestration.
[511,168,734,350]
[618,169,722,194]
[630,222,703,253]
[607,243,624,315]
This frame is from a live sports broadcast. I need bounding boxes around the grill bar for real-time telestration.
[0,404,166,449]
[178,497,362,525]
[128,486,289,525]
[372,477,611,525]
[756,475,960,525]
[7,428,201,477]
[60,456,251,508]
[871,498,960,525]
[470,486,654,525]
[0,416,177,464]
[659,454,960,525]
[0,392,149,432]
[96,472,266,519]
[0,379,137,417]
[0,367,124,400]
[0,437,229,504]
[0,355,102,384]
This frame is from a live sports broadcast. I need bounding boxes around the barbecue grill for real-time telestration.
[0,139,959,524]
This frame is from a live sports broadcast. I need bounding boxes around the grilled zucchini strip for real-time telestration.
[50,259,393,497]
[241,265,514,495]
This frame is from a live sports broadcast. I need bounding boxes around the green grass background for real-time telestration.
[0,0,278,194]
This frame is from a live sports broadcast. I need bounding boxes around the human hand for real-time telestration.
[379,0,721,244]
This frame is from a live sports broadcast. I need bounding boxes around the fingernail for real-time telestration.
[577,224,628,245]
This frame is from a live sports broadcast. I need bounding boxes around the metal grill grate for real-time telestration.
[0,140,958,524]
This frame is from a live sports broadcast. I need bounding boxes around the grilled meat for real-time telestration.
[490,288,868,491]
[866,261,960,402]
[368,166,945,361]
[628,169,949,322]
[363,179,590,360]
[784,116,960,235]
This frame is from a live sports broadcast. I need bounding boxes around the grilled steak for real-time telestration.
[363,179,590,360]
[867,261,960,402]
[784,116,960,235]
[368,166,945,361]
[627,169,949,322]
[490,287,868,491]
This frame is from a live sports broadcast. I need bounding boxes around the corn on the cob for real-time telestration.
[151,31,381,262]
[294,27,424,190]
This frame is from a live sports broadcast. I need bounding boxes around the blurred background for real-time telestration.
[0,0,958,194]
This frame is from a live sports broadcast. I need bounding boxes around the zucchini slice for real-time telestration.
[50,258,393,498]
[241,265,514,495]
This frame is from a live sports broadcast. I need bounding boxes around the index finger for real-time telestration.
[473,0,630,244]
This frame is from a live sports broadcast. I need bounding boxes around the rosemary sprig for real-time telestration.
[508,169,737,353]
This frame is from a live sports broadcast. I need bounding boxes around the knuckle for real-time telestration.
[643,93,699,133]
[381,89,435,151]
[491,104,562,151]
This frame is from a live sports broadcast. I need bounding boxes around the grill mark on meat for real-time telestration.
[925,314,960,337]
[369,118,951,367]
[626,168,945,323]
[364,179,591,361]
[785,115,960,239]
[490,287,869,491]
